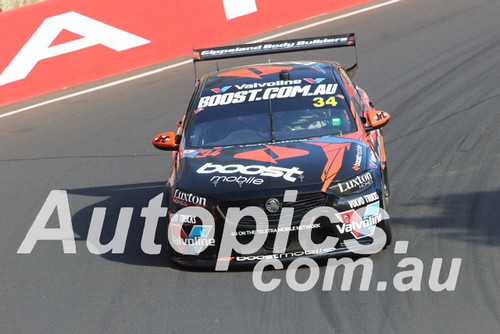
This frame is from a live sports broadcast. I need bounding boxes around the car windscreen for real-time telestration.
[184,82,356,147]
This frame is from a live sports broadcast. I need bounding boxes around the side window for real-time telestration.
[339,68,365,115]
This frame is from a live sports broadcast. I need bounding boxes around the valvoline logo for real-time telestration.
[211,86,232,93]
[170,223,215,255]
[303,78,325,84]
[335,202,381,239]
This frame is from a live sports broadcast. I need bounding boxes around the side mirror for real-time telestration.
[364,110,390,132]
[152,132,178,151]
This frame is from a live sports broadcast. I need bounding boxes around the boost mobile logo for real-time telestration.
[196,162,304,182]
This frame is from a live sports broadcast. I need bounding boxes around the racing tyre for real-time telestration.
[379,192,392,247]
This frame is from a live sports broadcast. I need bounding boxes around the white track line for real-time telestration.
[251,0,400,43]
[0,0,400,120]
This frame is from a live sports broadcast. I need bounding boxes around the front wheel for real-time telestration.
[379,193,392,247]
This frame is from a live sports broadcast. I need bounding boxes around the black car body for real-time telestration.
[152,34,392,269]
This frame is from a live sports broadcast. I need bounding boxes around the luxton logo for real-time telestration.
[303,78,325,84]
[211,86,232,93]
[234,145,309,164]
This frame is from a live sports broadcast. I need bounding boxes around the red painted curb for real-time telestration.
[0,0,371,107]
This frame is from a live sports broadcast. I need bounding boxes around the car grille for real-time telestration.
[217,193,326,229]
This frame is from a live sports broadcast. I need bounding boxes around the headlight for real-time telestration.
[172,188,209,207]
[329,171,374,196]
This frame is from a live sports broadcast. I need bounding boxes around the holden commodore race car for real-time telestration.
[152,34,392,270]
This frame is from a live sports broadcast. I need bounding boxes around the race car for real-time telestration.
[152,33,392,269]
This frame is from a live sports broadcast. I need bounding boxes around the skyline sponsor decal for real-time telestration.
[197,83,338,108]
[335,201,381,238]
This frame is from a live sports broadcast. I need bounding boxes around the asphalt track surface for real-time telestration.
[1,0,500,332]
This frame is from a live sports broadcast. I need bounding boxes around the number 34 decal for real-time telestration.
[312,96,337,107]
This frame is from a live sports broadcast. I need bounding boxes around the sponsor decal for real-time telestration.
[172,189,207,206]
[171,214,197,224]
[170,224,215,255]
[238,138,308,148]
[197,83,338,108]
[236,247,336,261]
[331,171,373,195]
[211,86,232,93]
[303,78,325,84]
[347,191,379,209]
[181,148,222,159]
[197,163,304,182]
[335,202,381,238]
[353,144,363,171]
[210,175,264,187]
[234,79,301,90]
[199,37,350,58]
[195,148,223,158]
[231,223,321,236]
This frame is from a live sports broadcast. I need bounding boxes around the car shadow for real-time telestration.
[390,190,500,247]
[66,181,185,269]
[65,181,257,272]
